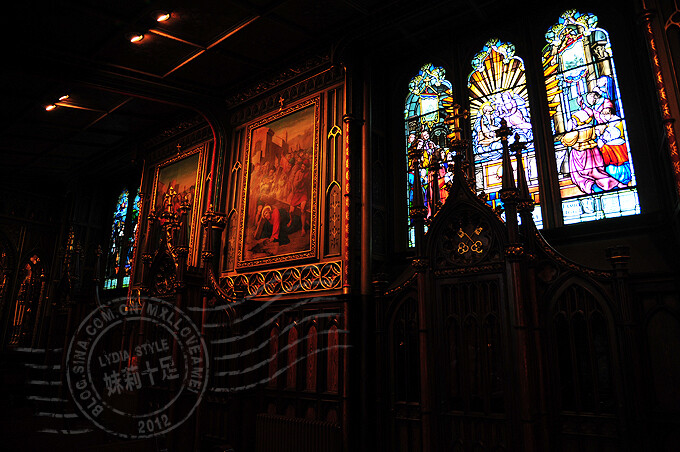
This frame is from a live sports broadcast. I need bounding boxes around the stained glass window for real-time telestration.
[543,10,640,224]
[124,192,141,288]
[405,63,454,247]
[469,39,543,228]
[104,188,141,290]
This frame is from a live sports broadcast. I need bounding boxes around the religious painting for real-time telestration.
[151,144,207,266]
[543,10,639,224]
[237,97,320,269]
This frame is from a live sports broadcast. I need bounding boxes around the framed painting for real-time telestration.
[237,96,321,269]
[151,143,207,267]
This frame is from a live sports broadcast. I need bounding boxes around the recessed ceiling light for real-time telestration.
[58,94,69,101]
[130,33,144,43]
[45,104,57,111]
[155,11,171,22]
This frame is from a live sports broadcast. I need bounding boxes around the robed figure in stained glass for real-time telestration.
[404,63,454,246]
[560,92,624,193]
[543,10,639,223]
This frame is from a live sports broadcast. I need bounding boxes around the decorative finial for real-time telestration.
[495,118,512,142]
[444,104,469,144]
[498,119,516,192]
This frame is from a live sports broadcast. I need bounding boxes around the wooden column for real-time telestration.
[607,245,642,451]
[498,122,541,451]
[639,2,680,201]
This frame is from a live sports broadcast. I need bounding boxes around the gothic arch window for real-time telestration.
[405,63,454,247]
[104,188,141,290]
[468,39,543,227]
[543,9,640,224]
[403,10,642,246]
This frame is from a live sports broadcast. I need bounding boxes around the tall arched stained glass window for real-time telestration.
[543,10,640,224]
[405,63,454,247]
[125,191,141,287]
[104,188,141,290]
[468,39,543,227]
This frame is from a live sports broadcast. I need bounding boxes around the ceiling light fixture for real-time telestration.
[45,104,57,111]
[58,94,69,101]
[155,11,171,22]
[130,33,144,43]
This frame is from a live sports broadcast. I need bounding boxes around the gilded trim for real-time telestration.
[150,143,208,267]
[219,261,342,298]
[236,96,321,270]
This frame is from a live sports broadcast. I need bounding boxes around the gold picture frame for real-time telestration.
[237,96,321,270]
[151,143,208,267]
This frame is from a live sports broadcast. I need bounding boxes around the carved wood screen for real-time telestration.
[268,325,280,388]
[286,325,298,389]
[327,324,339,393]
[305,324,318,392]
[548,283,621,451]
[376,135,644,451]
[388,296,421,452]
[642,291,680,452]
[435,277,509,451]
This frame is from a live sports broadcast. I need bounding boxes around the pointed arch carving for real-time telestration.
[546,278,622,448]
[327,322,339,393]
[645,308,680,411]
[426,182,507,270]
[325,181,342,256]
[305,323,318,391]
[389,295,420,404]
[224,208,238,272]
[286,324,299,389]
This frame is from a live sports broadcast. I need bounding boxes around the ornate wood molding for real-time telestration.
[225,53,334,109]
[433,262,504,277]
[218,261,343,298]
[229,65,343,125]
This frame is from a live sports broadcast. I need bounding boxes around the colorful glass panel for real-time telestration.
[104,189,141,290]
[104,190,128,290]
[543,10,639,224]
[405,63,454,247]
[468,39,543,227]
[123,192,141,288]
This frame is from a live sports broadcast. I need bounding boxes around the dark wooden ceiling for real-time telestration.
[1,0,494,186]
